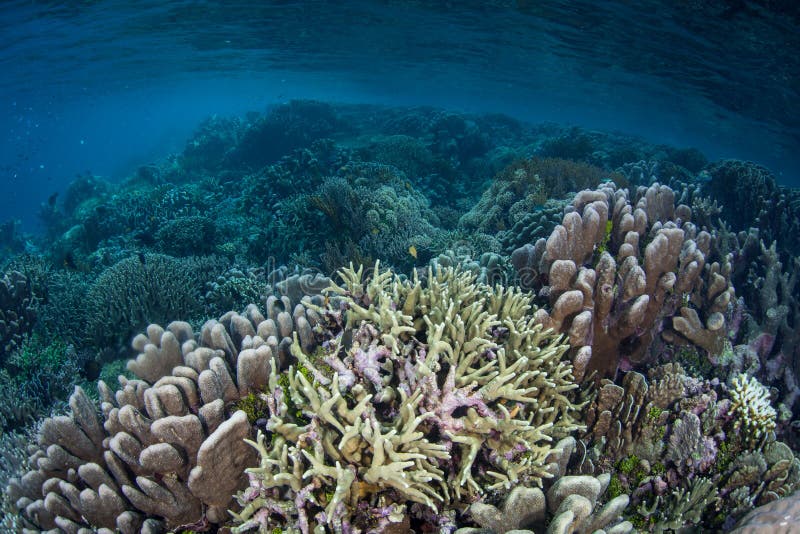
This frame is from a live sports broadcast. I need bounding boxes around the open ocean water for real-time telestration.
[2,2,800,533]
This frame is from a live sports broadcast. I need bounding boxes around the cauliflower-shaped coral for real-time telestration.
[729,373,777,446]
[233,264,585,532]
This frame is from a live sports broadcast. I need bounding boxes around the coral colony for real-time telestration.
[2,102,800,532]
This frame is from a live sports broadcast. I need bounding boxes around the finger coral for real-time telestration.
[513,182,735,380]
[7,294,322,532]
[233,263,586,532]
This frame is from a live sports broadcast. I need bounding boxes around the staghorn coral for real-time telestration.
[512,182,735,380]
[720,235,800,417]
[232,263,586,532]
[638,476,719,533]
[7,294,322,532]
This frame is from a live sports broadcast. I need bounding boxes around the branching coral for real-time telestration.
[457,437,634,534]
[233,263,586,532]
[729,373,777,447]
[0,269,37,363]
[84,253,206,350]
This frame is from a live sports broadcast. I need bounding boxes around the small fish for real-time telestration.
[63,252,77,270]
[47,192,58,207]
[408,245,417,259]
[137,252,146,265]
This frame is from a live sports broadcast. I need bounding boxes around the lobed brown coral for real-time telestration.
[7,295,322,532]
[512,182,735,380]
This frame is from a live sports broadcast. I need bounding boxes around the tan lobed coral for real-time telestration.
[232,263,586,532]
[512,182,735,380]
[7,295,323,532]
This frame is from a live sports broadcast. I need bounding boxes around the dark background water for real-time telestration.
[1,0,798,232]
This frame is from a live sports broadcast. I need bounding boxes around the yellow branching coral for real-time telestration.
[730,373,777,446]
[233,263,585,532]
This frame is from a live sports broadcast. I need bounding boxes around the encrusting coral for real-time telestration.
[232,263,586,532]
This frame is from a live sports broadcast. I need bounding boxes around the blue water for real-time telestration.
[1,0,798,231]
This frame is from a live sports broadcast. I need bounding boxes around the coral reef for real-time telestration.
[278,164,450,271]
[7,294,321,532]
[729,373,777,446]
[459,157,613,237]
[0,269,37,363]
[579,363,800,530]
[233,264,585,531]
[512,182,735,380]
[732,489,800,533]
[456,437,633,534]
[4,103,800,534]
[0,335,84,431]
[228,100,344,170]
[703,160,800,258]
[84,253,207,351]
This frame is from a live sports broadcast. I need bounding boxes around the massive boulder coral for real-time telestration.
[732,489,800,533]
[232,264,586,532]
[7,294,323,532]
[512,182,735,380]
